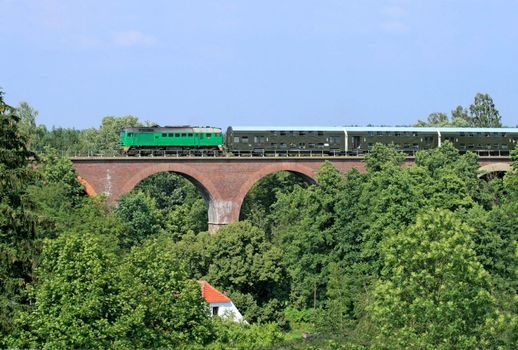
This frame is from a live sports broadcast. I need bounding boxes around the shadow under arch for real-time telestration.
[234,163,317,222]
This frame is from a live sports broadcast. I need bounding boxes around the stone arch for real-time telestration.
[76,176,97,196]
[233,163,317,221]
[119,163,222,230]
[478,162,512,178]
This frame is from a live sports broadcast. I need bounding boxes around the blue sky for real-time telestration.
[1,0,517,129]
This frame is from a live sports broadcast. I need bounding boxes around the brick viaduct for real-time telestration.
[72,156,512,232]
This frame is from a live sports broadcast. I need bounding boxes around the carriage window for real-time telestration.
[254,136,259,143]
[299,131,306,136]
[162,133,167,137]
[318,131,324,136]
[271,143,277,147]
[233,137,240,143]
[128,133,133,137]
[241,136,249,143]
[181,133,186,137]
[206,133,211,139]
[175,133,180,137]
[280,143,287,148]
[280,131,286,136]
[188,133,193,137]
[168,133,174,137]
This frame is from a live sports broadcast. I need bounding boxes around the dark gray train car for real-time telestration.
[226,127,346,154]
[345,127,439,153]
[227,126,518,155]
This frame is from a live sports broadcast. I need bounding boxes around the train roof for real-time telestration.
[123,126,222,133]
[230,126,518,133]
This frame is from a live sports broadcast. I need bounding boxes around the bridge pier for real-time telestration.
[207,199,240,233]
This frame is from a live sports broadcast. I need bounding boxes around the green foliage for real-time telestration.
[80,115,141,155]
[115,191,162,248]
[369,209,496,349]
[38,146,85,198]
[113,235,214,348]
[469,93,502,127]
[208,318,285,350]
[204,221,286,323]
[132,171,209,238]
[415,92,503,127]
[240,171,309,232]
[0,90,38,339]
[8,232,120,349]
[364,143,405,172]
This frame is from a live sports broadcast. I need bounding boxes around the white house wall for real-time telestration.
[209,301,244,322]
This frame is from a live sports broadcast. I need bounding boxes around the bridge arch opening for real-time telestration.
[238,169,317,231]
[478,163,512,180]
[120,167,221,236]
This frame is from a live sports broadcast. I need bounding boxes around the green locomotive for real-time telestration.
[119,126,223,155]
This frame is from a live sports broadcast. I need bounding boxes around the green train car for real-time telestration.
[119,126,223,155]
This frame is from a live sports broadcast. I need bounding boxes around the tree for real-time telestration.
[469,93,502,127]
[202,221,287,323]
[239,171,309,232]
[16,102,37,144]
[451,105,471,127]
[113,235,214,348]
[364,143,405,172]
[0,90,38,339]
[115,191,162,249]
[8,233,121,349]
[79,116,141,155]
[369,209,496,349]
[427,112,449,126]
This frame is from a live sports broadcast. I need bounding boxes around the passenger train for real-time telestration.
[119,126,518,156]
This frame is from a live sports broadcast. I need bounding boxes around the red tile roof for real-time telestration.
[198,280,231,303]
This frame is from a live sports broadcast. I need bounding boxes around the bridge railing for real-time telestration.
[41,149,512,158]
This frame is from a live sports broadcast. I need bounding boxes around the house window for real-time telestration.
[212,307,219,316]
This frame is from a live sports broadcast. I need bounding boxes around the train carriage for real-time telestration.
[226,126,346,155]
[227,126,518,155]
